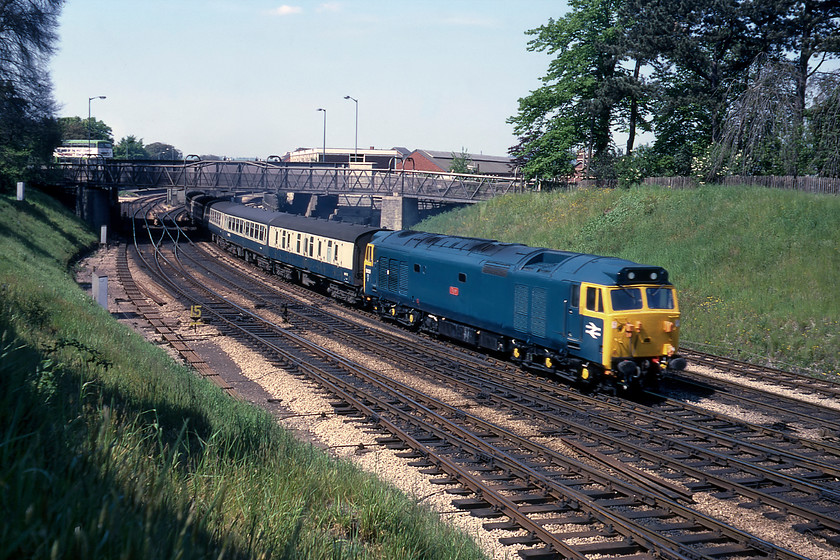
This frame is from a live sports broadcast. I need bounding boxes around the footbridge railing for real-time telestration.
[59,160,530,203]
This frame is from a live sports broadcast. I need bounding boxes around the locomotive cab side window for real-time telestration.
[585,286,604,313]
[458,273,467,283]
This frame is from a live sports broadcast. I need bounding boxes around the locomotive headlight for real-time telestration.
[627,271,636,280]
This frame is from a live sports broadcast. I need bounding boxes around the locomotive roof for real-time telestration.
[208,201,382,242]
[373,230,670,285]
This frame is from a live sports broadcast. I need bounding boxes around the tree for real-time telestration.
[712,57,800,176]
[780,0,840,130]
[57,116,113,142]
[807,71,840,176]
[145,142,183,160]
[626,0,772,175]
[0,0,63,190]
[114,136,150,160]
[448,148,474,174]
[508,0,630,180]
[708,2,840,178]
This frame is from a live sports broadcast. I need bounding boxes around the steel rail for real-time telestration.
[175,238,840,544]
[137,222,809,559]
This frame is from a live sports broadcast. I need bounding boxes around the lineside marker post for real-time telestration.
[16,182,25,201]
[92,272,108,310]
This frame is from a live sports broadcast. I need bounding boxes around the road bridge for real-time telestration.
[60,160,530,228]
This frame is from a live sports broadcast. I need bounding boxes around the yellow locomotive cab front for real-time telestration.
[602,284,683,386]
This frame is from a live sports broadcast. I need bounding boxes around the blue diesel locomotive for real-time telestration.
[365,230,685,390]
[190,195,685,391]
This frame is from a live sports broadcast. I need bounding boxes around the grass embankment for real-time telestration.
[419,185,840,377]
[0,190,487,560]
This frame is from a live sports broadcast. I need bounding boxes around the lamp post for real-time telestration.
[88,95,106,156]
[343,95,358,163]
[316,108,327,162]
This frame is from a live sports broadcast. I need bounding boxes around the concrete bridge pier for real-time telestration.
[76,184,119,234]
[306,194,339,219]
[167,187,185,206]
[380,195,419,230]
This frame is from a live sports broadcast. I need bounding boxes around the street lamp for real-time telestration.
[88,95,106,156]
[344,95,358,163]
[316,108,327,161]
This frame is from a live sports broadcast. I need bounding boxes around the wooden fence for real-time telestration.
[643,175,840,194]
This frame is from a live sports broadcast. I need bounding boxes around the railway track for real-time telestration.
[115,198,839,558]
[679,348,840,400]
[175,232,840,552]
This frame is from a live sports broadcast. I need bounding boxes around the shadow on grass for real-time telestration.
[0,318,269,560]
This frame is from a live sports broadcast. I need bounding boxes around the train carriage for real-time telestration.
[206,201,380,303]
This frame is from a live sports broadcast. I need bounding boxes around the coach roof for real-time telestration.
[209,201,382,242]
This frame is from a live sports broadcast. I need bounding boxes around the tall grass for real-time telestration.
[0,190,487,560]
[420,185,840,377]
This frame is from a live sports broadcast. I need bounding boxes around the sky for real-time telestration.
[50,1,569,159]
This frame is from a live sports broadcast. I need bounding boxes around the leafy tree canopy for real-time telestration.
[511,0,840,181]
[449,148,474,174]
[57,116,113,143]
[146,142,183,160]
[508,0,638,180]
[0,0,63,190]
[114,136,150,160]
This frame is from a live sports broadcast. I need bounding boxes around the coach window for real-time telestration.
[586,286,604,313]
[296,233,301,253]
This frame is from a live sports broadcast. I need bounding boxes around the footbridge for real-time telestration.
[60,160,530,228]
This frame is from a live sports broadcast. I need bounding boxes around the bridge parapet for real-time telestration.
[59,160,529,204]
